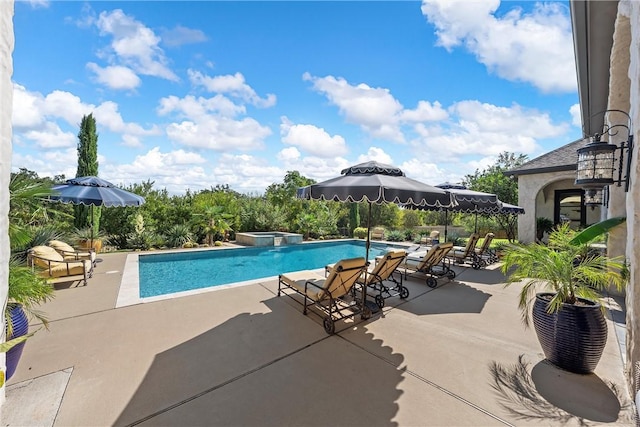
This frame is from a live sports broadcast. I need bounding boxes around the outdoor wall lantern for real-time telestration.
[584,188,603,209]
[575,109,634,204]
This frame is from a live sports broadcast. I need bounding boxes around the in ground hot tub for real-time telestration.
[235,231,303,247]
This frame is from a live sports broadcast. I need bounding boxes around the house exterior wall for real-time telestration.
[617,0,640,399]
[517,170,579,243]
[0,0,14,403]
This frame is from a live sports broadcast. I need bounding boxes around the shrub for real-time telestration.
[214,241,223,246]
[385,230,405,242]
[165,224,193,248]
[353,227,368,239]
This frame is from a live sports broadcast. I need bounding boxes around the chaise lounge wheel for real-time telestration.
[375,294,385,309]
[426,277,438,288]
[361,305,372,320]
[447,270,456,279]
[399,286,409,299]
[472,262,480,270]
[323,316,335,335]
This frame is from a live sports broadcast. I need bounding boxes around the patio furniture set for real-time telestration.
[278,232,500,334]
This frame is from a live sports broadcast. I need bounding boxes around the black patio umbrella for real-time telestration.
[433,183,502,241]
[498,201,525,215]
[297,161,456,314]
[48,176,145,245]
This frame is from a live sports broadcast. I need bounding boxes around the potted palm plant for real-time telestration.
[501,220,627,374]
[5,174,55,380]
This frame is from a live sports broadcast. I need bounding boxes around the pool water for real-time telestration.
[138,240,399,298]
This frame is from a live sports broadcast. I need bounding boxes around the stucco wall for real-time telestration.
[620,0,640,399]
[0,0,14,403]
[517,171,582,243]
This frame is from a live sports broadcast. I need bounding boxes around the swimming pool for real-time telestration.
[137,240,399,298]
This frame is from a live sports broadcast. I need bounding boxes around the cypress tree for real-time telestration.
[349,203,360,237]
[74,113,101,233]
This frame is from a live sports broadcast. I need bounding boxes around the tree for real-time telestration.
[464,152,528,242]
[348,203,360,237]
[75,113,101,234]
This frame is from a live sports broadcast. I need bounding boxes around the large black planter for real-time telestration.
[532,292,607,374]
[5,304,29,380]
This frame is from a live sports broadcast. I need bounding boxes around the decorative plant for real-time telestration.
[353,227,368,239]
[535,217,554,241]
[501,221,626,325]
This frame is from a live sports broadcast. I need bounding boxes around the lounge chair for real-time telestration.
[278,257,368,334]
[450,233,482,269]
[48,239,97,266]
[474,232,497,266]
[402,242,455,288]
[28,245,93,286]
[360,249,408,308]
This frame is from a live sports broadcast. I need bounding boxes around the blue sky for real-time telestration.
[11,0,581,194]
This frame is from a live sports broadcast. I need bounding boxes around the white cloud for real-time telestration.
[280,117,347,158]
[157,94,245,119]
[159,93,272,151]
[277,147,301,162]
[355,147,394,166]
[24,122,76,149]
[400,101,449,123]
[12,84,44,129]
[409,100,568,162]
[188,70,276,108]
[421,0,576,93]
[570,103,582,128]
[160,25,208,47]
[94,9,178,82]
[12,84,159,148]
[86,63,141,90]
[304,72,405,142]
[165,117,271,151]
[12,147,78,180]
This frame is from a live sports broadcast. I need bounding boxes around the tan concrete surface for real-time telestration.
[2,251,635,426]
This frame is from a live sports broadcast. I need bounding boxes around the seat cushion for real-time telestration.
[49,240,96,262]
[39,260,89,279]
[31,245,64,268]
[280,270,328,301]
[49,240,76,253]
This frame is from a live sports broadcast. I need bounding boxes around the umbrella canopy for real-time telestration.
[498,201,525,215]
[434,182,502,214]
[48,176,145,245]
[298,161,456,208]
[49,176,145,207]
[297,161,456,315]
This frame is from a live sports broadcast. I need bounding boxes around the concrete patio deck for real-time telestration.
[2,249,636,426]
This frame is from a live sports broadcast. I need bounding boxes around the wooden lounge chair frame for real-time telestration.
[402,242,455,288]
[278,257,369,334]
[361,249,408,308]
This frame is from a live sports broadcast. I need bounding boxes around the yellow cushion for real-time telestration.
[49,240,76,252]
[31,246,64,268]
[49,240,96,263]
[38,260,90,279]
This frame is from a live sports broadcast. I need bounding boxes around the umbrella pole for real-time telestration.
[475,212,478,233]
[362,201,372,311]
[444,210,448,242]
[90,204,94,249]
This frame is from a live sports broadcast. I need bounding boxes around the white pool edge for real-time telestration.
[116,250,328,308]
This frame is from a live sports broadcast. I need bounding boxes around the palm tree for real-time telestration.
[193,205,233,245]
[501,222,626,325]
